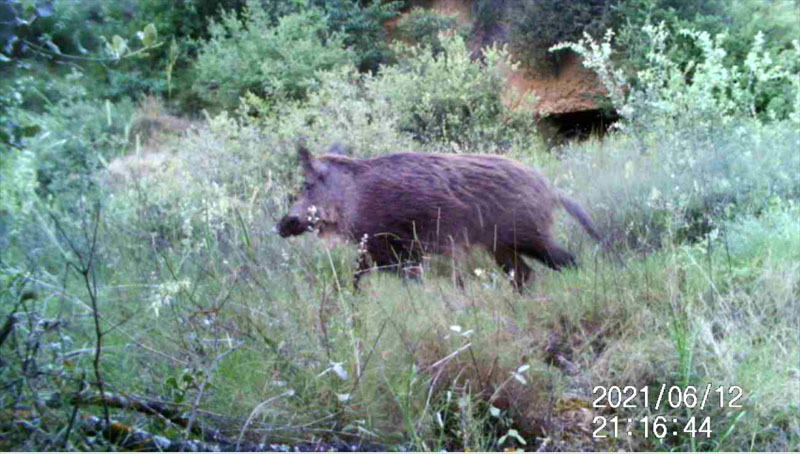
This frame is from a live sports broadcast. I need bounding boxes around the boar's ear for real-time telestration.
[298,144,313,173]
[298,144,328,180]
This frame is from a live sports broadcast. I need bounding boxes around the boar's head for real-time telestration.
[276,145,357,238]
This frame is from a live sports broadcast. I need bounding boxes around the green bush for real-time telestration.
[395,7,465,55]
[507,0,613,73]
[18,71,135,203]
[472,0,510,36]
[316,0,401,72]
[368,34,538,151]
[238,33,541,178]
[246,66,414,182]
[612,0,800,119]
[192,0,356,110]
[7,0,240,103]
[552,24,800,132]
[549,25,800,248]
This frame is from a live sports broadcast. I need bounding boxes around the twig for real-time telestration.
[349,319,388,396]
[416,364,447,433]
[51,209,111,430]
[184,342,244,446]
[22,39,164,62]
[467,344,486,396]
[19,270,189,365]
[425,342,472,372]
[85,210,110,430]
[237,390,297,450]
[62,402,80,449]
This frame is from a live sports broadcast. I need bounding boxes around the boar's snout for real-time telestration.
[277,215,306,238]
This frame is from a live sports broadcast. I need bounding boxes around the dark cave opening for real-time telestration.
[539,109,619,146]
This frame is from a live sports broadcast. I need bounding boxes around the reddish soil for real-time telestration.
[506,53,605,115]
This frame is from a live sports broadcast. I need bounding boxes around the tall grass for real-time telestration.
[4,106,797,450]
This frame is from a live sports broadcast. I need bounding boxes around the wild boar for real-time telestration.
[277,144,602,290]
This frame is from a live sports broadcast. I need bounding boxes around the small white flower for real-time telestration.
[331,362,349,380]
[357,233,369,255]
[317,361,349,380]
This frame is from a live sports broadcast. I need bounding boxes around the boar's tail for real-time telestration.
[559,194,602,242]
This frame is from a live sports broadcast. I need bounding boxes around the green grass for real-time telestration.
[2,110,798,450]
[25,201,795,450]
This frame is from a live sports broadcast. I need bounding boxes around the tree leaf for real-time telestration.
[109,35,127,58]
[142,23,157,48]
[21,124,40,137]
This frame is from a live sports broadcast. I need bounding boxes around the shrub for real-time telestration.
[368,34,538,151]
[316,0,402,72]
[507,0,613,74]
[612,0,800,119]
[6,0,236,103]
[240,32,541,177]
[13,70,135,205]
[192,0,356,109]
[395,7,465,54]
[247,66,414,179]
[552,23,800,132]
[472,0,511,37]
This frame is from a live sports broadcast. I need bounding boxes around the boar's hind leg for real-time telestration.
[493,249,532,291]
[521,239,577,271]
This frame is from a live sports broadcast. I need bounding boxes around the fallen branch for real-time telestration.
[47,390,225,443]
[80,415,264,451]
[14,415,380,452]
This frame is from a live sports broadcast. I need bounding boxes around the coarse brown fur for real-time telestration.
[277,144,602,291]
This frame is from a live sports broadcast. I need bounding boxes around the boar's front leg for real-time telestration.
[352,235,400,291]
[352,236,423,291]
[353,253,372,291]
